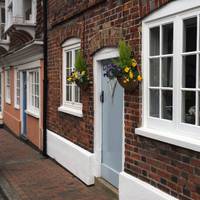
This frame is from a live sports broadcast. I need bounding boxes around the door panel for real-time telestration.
[101,60,123,188]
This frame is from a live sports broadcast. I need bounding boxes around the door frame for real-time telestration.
[93,48,125,178]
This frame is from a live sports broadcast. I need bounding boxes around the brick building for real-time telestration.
[46,0,199,199]
[0,0,44,149]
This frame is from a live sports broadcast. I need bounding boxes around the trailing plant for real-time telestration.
[67,50,89,87]
[103,40,142,85]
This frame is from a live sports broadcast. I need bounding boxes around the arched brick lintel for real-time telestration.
[89,27,124,56]
[59,22,84,47]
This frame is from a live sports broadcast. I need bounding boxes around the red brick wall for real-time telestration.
[47,0,200,199]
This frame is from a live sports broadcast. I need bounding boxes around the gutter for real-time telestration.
[43,0,48,156]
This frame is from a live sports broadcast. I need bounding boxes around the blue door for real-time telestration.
[101,60,123,188]
[22,72,27,136]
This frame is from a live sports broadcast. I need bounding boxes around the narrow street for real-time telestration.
[0,129,117,200]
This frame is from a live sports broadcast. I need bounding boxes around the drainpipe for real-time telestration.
[43,0,48,156]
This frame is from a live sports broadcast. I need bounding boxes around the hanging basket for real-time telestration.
[117,77,139,92]
[75,80,89,90]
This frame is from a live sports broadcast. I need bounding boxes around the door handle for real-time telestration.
[100,90,104,103]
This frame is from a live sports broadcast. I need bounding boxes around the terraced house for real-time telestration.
[0,0,44,149]
[0,0,199,200]
[46,0,200,200]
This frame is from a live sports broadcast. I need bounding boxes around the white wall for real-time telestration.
[119,172,178,200]
[47,130,95,186]
[13,0,23,17]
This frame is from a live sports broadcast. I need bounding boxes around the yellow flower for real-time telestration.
[67,77,72,81]
[81,71,86,75]
[132,59,137,67]
[124,66,130,73]
[137,75,142,81]
[129,71,134,79]
[74,71,78,78]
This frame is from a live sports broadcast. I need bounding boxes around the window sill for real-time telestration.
[5,100,11,105]
[58,105,83,118]
[135,127,200,152]
[14,105,20,110]
[25,110,40,119]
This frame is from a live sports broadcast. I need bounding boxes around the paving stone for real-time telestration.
[0,129,118,200]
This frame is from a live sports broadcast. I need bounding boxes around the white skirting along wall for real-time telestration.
[47,129,178,200]
[47,130,95,185]
[119,172,178,200]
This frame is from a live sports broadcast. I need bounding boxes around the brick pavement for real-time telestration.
[0,129,118,200]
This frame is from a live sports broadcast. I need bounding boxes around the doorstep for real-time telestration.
[95,178,118,199]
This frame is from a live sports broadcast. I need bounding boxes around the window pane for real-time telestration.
[16,71,20,105]
[32,83,35,95]
[182,91,196,125]
[35,72,37,84]
[1,8,5,23]
[17,97,20,105]
[199,55,200,88]
[162,23,173,54]
[162,57,173,87]
[150,89,160,118]
[162,90,173,120]
[66,85,72,101]
[37,72,39,83]
[66,51,72,70]
[150,27,160,56]
[182,55,196,88]
[75,85,80,103]
[75,49,79,62]
[183,17,197,52]
[66,68,71,78]
[199,92,200,126]
[150,58,160,87]
[32,95,35,107]
[35,96,39,108]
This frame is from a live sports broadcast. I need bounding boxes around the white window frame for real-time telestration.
[5,69,11,104]
[14,69,20,109]
[136,1,200,152]
[58,38,83,117]
[26,69,40,118]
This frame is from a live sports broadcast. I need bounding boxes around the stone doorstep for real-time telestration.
[0,176,20,200]
[95,178,118,199]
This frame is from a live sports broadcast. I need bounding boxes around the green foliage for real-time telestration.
[67,49,89,86]
[115,40,132,68]
[75,50,87,72]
